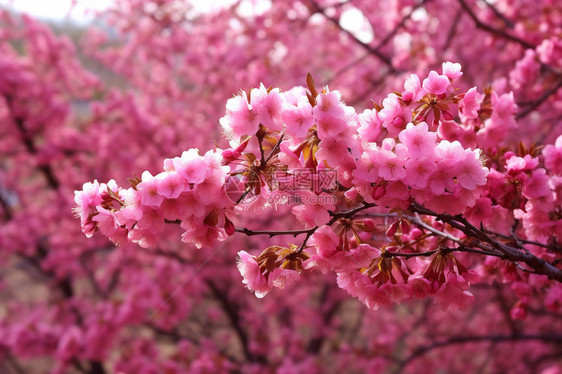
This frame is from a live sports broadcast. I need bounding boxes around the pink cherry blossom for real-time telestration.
[398,122,436,158]
[459,87,482,119]
[375,149,407,181]
[237,250,271,298]
[404,157,437,189]
[172,149,207,184]
[282,97,314,138]
[358,108,384,143]
[434,273,474,311]
[250,83,283,131]
[543,135,562,175]
[442,61,463,80]
[5,4,562,374]
[156,171,186,199]
[403,73,424,102]
[137,171,164,207]
[313,89,346,122]
[220,91,259,138]
[422,70,451,95]
[291,191,336,227]
[456,150,488,190]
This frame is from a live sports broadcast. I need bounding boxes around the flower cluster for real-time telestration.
[237,245,309,298]
[75,149,234,248]
[75,63,561,315]
[4,1,562,372]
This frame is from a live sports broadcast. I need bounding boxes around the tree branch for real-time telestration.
[457,0,534,49]
[307,0,395,70]
[4,94,61,189]
[394,334,562,373]
[516,78,562,119]
[410,202,562,282]
[205,278,266,363]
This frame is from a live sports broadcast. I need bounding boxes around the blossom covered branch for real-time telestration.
[75,63,562,312]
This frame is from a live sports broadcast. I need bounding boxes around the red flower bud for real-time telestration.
[224,216,235,236]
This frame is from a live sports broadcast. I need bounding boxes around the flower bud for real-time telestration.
[386,220,400,237]
[221,148,241,164]
[371,185,386,200]
[363,218,376,231]
[224,216,235,236]
[401,91,413,103]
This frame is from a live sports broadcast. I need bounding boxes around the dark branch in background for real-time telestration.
[516,78,562,119]
[481,0,515,28]
[374,0,430,52]
[443,8,463,51]
[457,0,534,49]
[494,283,521,336]
[306,284,341,353]
[0,193,13,221]
[4,95,60,189]
[393,334,562,374]
[350,73,391,108]
[3,353,27,374]
[2,94,107,374]
[323,0,430,86]
[205,279,266,364]
[392,300,431,349]
[16,246,107,374]
[307,0,396,71]
[139,246,192,265]
[148,322,243,365]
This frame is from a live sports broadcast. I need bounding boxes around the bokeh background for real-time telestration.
[0,0,561,373]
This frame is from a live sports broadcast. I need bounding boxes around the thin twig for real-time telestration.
[516,79,562,119]
[457,0,533,49]
[308,0,395,70]
[394,334,562,374]
[235,227,314,238]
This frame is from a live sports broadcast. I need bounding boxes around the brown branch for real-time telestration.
[387,250,438,258]
[443,7,463,51]
[17,246,107,374]
[264,133,285,164]
[516,78,562,119]
[394,334,562,374]
[139,246,191,264]
[4,94,61,190]
[484,227,561,253]
[4,353,26,374]
[349,72,391,108]
[205,279,266,363]
[457,0,534,49]
[326,0,430,86]
[327,202,376,223]
[376,0,430,48]
[308,0,395,70]
[306,284,341,353]
[494,283,521,336]
[235,227,314,238]
[0,192,13,220]
[481,0,515,28]
[237,202,376,253]
[410,202,562,282]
